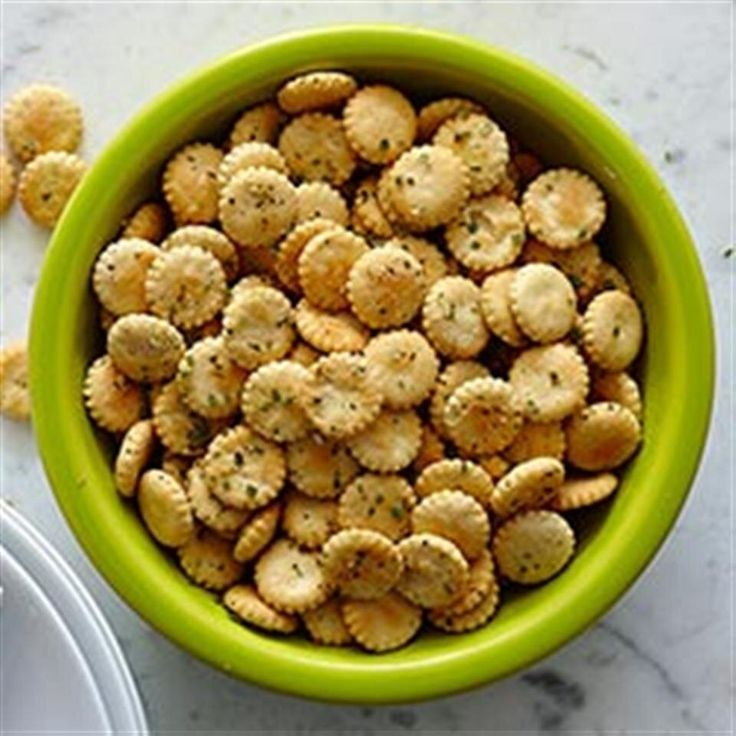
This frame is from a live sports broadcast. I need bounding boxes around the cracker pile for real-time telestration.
[83,71,644,652]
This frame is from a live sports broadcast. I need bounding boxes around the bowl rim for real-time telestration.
[30,25,715,703]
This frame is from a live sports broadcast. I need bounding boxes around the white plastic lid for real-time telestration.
[0,501,148,734]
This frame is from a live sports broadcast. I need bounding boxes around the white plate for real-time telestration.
[0,501,148,734]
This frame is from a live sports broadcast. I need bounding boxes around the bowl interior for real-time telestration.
[30,27,714,703]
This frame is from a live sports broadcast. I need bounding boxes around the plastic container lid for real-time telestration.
[0,501,148,734]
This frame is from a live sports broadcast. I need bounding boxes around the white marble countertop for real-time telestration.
[1,3,732,734]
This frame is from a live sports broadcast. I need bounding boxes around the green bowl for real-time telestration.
[30,26,714,703]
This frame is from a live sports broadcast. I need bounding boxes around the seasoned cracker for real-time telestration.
[478,454,511,481]
[240,360,312,442]
[396,533,469,608]
[490,456,565,518]
[228,102,284,147]
[178,527,243,591]
[444,377,522,456]
[493,510,575,585]
[411,490,490,560]
[278,71,358,114]
[107,313,185,383]
[417,96,484,141]
[146,245,227,328]
[429,574,500,633]
[201,425,285,510]
[582,290,643,371]
[162,225,240,282]
[350,175,394,238]
[255,538,330,613]
[233,503,281,562]
[218,142,288,188]
[504,421,566,463]
[415,458,494,508]
[521,168,606,249]
[344,85,416,164]
[222,285,294,369]
[480,269,527,347]
[297,227,369,311]
[422,276,489,359]
[83,355,146,432]
[138,469,194,547]
[510,263,577,343]
[186,461,250,539]
[591,371,642,419]
[121,201,169,243]
[302,598,352,645]
[429,360,490,438]
[18,151,86,227]
[224,584,298,634]
[114,420,156,497]
[0,341,30,421]
[386,235,449,289]
[286,433,359,498]
[177,337,247,419]
[338,474,416,541]
[383,145,469,231]
[278,113,356,185]
[509,343,589,422]
[1,153,17,214]
[550,472,619,511]
[92,238,159,316]
[152,381,224,456]
[565,401,641,471]
[4,84,82,162]
[347,246,425,329]
[295,300,369,353]
[283,491,339,549]
[434,113,509,195]
[295,181,349,226]
[521,239,602,304]
[342,593,421,652]
[364,330,439,409]
[323,528,403,599]
[219,167,297,248]
[429,549,494,619]
[302,353,382,439]
[445,194,525,272]
[275,217,341,292]
[346,409,422,473]
[162,143,222,225]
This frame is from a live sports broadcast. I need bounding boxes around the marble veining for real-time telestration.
[1,2,732,734]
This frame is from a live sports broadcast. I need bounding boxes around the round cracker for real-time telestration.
[83,355,146,433]
[114,419,156,497]
[396,533,469,608]
[491,456,565,518]
[509,343,589,422]
[591,371,642,419]
[302,598,352,646]
[385,235,449,289]
[0,153,17,214]
[162,142,222,225]
[480,269,527,347]
[344,84,416,165]
[217,142,287,188]
[255,538,330,613]
[107,313,186,383]
[565,401,641,471]
[346,410,422,473]
[347,246,425,329]
[411,490,490,560]
[302,353,382,439]
[351,175,395,238]
[224,584,298,634]
[294,300,369,353]
[342,592,421,652]
[338,474,416,541]
[295,181,349,226]
[364,330,439,410]
[429,360,490,438]
[282,491,340,549]
[0,341,30,421]
[429,549,494,620]
[278,71,358,114]
[178,527,243,591]
[504,421,566,463]
[275,217,341,292]
[322,529,403,600]
[422,276,489,359]
[417,96,485,141]
[429,574,500,633]
[162,225,240,282]
[121,201,169,243]
[286,433,360,499]
[415,458,494,508]
[550,472,619,511]
[444,377,522,456]
[233,503,281,562]
[138,469,194,547]
[228,102,284,147]
[493,510,575,585]
[186,461,250,539]
[582,290,643,371]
